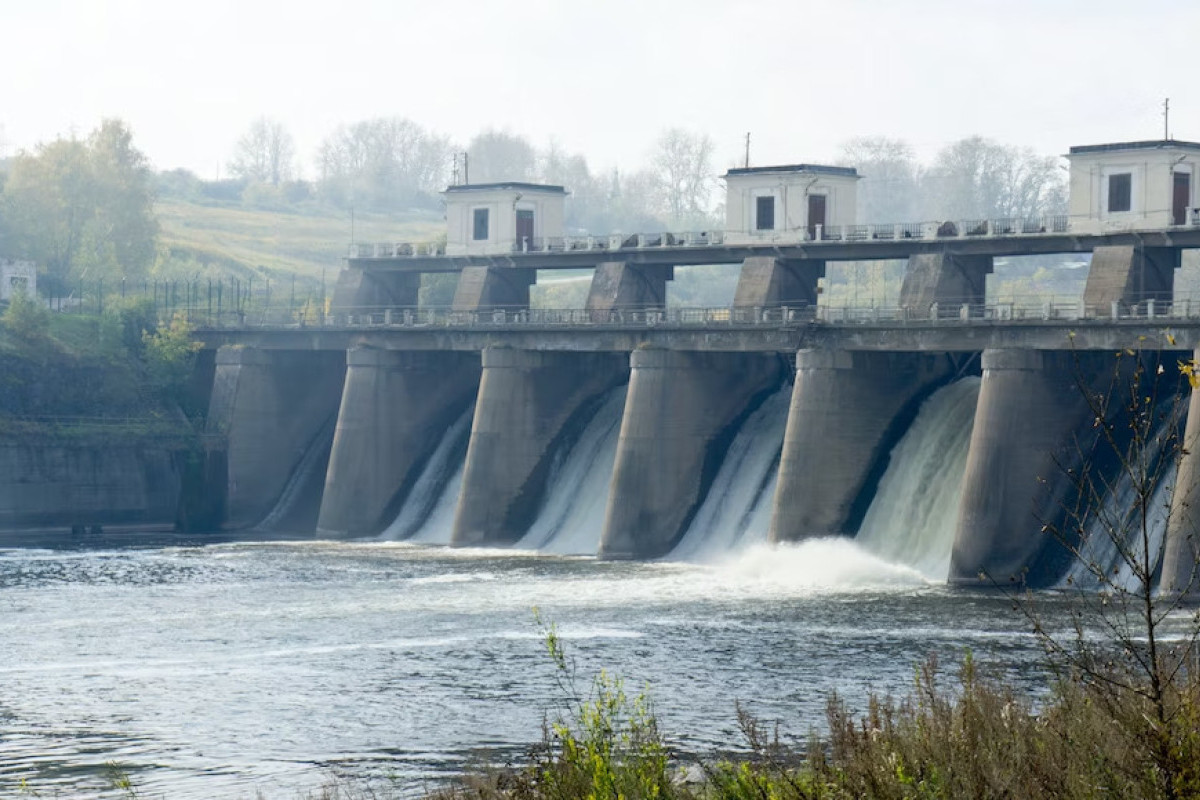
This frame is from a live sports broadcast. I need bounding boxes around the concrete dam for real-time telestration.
[192,232,1200,594]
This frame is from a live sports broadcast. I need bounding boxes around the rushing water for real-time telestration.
[0,376,1169,798]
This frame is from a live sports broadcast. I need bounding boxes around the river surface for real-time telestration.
[1,539,1060,799]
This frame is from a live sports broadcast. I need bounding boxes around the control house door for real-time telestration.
[1173,171,1191,226]
[807,195,826,239]
[516,209,535,250]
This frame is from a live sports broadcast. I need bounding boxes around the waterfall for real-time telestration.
[380,406,474,544]
[516,387,625,555]
[1060,428,1175,593]
[856,377,981,580]
[669,384,792,561]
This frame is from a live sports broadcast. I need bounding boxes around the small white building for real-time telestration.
[723,163,859,244]
[443,182,567,255]
[1067,139,1200,234]
[0,259,36,302]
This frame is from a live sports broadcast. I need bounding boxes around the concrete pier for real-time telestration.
[770,350,953,543]
[732,257,824,308]
[316,348,481,537]
[330,269,419,312]
[205,347,346,528]
[451,348,626,546]
[452,266,536,311]
[1083,245,1180,308]
[585,261,673,314]
[1162,353,1200,599]
[599,350,782,559]
[950,349,1087,586]
[899,253,993,314]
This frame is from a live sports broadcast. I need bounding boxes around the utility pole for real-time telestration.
[744,132,751,168]
[463,152,469,184]
[1164,97,1170,140]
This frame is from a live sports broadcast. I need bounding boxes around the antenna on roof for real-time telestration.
[1164,97,1170,140]
[744,132,751,169]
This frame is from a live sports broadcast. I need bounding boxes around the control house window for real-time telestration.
[473,208,490,240]
[1108,173,1132,213]
[755,196,775,231]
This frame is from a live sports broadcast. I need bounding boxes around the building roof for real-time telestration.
[444,182,567,194]
[1068,139,1200,155]
[723,163,858,179]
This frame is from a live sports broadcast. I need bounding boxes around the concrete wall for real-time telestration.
[898,254,993,314]
[452,267,536,311]
[732,257,824,308]
[1069,146,1199,233]
[1163,350,1200,598]
[0,444,181,531]
[317,348,480,537]
[599,349,783,559]
[205,347,346,529]
[585,262,673,313]
[330,269,420,313]
[770,349,953,542]
[451,348,626,546]
[444,185,566,255]
[725,169,858,243]
[949,349,1090,585]
[1083,245,1180,308]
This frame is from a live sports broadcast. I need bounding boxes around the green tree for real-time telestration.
[0,119,157,287]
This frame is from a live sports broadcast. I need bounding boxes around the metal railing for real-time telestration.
[192,293,1200,332]
[347,214,1104,259]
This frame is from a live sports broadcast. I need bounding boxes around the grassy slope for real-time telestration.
[155,200,443,281]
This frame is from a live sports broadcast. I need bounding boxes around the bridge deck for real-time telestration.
[347,227,1200,272]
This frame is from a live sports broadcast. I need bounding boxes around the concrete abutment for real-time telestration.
[949,349,1090,586]
[1083,246,1181,310]
[585,262,673,314]
[452,267,536,311]
[205,347,346,529]
[899,253,993,315]
[451,347,626,546]
[769,349,954,543]
[732,257,825,308]
[1163,348,1200,599]
[330,269,420,313]
[598,349,783,559]
[316,348,481,537]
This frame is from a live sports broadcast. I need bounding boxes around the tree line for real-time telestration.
[0,116,1068,290]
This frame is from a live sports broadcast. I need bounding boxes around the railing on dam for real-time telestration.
[190,293,1200,331]
[347,215,1081,259]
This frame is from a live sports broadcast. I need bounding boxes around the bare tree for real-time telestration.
[839,136,921,224]
[466,129,537,183]
[316,117,451,210]
[924,136,1065,221]
[229,117,296,186]
[1018,342,1200,800]
[649,128,716,228]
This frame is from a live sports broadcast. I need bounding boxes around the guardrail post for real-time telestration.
[960,303,969,320]
[815,224,824,241]
[1148,299,1156,320]
[1110,300,1119,320]
[929,302,938,321]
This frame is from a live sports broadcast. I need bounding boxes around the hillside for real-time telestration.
[154,200,443,283]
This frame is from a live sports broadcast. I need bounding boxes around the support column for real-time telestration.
[451,267,536,312]
[732,257,824,308]
[205,347,346,529]
[899,253,993,314]
[316,348,481,537]
[1083,246,1181,310]
[451,348,626,546]
[769,350,953,543]
[585,262,673,314]
[599,350,783,559]
[330,269,420,313]
[950,349,1088,586]
[1163,350,1200,599]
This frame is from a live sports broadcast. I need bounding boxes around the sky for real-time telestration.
[2,0,1198,179]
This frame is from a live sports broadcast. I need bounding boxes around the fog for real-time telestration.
[3,0,1198,179]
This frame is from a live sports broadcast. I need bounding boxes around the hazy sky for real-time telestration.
[3,0,1198,178]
